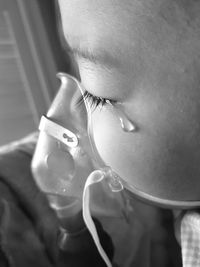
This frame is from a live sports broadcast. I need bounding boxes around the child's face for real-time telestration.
[58,0,200,203]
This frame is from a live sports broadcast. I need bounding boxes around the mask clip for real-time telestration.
[39,115,78,148]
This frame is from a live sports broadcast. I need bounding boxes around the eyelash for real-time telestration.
[77,90,116,110]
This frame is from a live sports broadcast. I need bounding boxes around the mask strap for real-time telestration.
[82,170,113,267]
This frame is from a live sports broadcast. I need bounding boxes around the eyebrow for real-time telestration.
[62,37,120,69]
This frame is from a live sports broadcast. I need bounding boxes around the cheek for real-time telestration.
[91,93,200,202]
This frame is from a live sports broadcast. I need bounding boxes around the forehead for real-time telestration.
[57,0,141,58]
[58,0,200,57]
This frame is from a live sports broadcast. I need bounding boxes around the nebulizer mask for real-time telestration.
[32,73,121,266]
[31,73,93,221]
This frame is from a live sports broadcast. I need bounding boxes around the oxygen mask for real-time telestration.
[31,73,94,224]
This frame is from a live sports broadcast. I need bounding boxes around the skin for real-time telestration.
[58,0,200,204]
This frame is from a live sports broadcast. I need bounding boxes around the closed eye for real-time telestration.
[76,89,117,111]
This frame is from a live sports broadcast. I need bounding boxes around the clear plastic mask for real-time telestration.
[31,73,118,266]
[32,73,95,219]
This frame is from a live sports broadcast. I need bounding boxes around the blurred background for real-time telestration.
[0,0,71,145]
